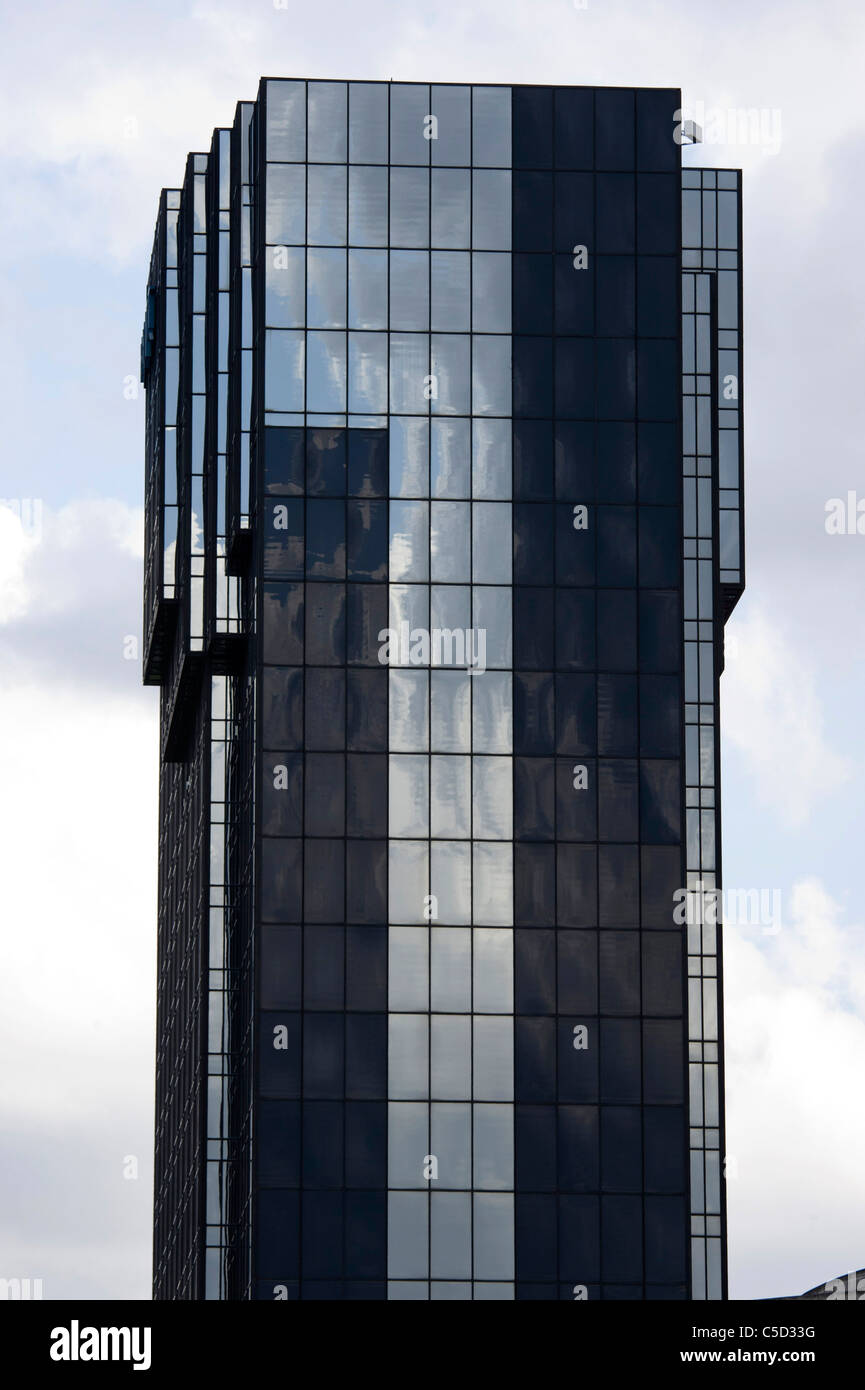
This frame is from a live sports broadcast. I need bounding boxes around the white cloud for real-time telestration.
[0,498,156,1297]
[726,877,865,1298]
[722,602,851,827]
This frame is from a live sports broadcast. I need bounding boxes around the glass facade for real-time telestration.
[142,80,744,1300]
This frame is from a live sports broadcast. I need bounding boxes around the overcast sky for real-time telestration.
[1,0,864,1302]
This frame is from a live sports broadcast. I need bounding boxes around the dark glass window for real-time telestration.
[303,1014,344,1099]
[347,584,387,665]
[555,673,595,756]
[601,1106,641,1192]
[255,1191,299,1279]
[304,839,345,922]
[640,760,681,844]
[596,173,635,253]
[637,340,678,421]
[596,257,635,338]
[261,751,303,836]
[636,173,678,254]
[262,584,304,665]
[513,171,553,250]
[346,753,387,836]
[513,419,554,500]
[637,256,678,337]
[259,1013,301,1096]
[264,499,304,578]
[639,674,680,757]
[302,1101,344,1186]
[348,428,388,498]
[599,931,640,1014]
[306,499,346,579]
[596,340,636,420]
[642,1020,683,1104]
[555,420,594,501]
[639,507,679,587]
[637,422,678,504]
[259,927,302,1010]
[257,1100,301,1186]
[513,255,553,334]
[557,843,597,927]
[644,1107,685,1192]
[345,928,387,1012]
[558,1106,598,1191]
[602,1195,642,1282]
[515,671,555,755]
[513,86,553,168]
[515,1105,556,1189]
[636,89,680,173]
[345,1101,387,1186]
[347,669,387,750]
[346,1014,387,1098]
[558,1019,599,1102]
[515,1195,557,1281]
[305,668,346,750]
[555,503,595,586]
[264,425,304,495]
[598,759,639,840]
[304,753,345,836]
[514,589,554,669]
[307,427,347,495]
[305,582,346,665]
[599,1018,641,1103]
[515,757,555,840]
[303,928,345,1010]
[556,757,596,840]
[557,930,597,1013]
[260,838,302,922]
[554,339,594,420]
[514,930,556,1013]
[597,422,636,503]
[597,506,637,587]
[514,337,554,417]
[514,504,554,585]
[594,89,635,170]
[554,88,593,170]
[346,840,387,923]
[642,932,683,1016]
[347,500,387,580]
[640,845,682,929]
[598,844,639,926]
[555,591,595,670]
[515,1017,556,1102]
[598,590,637,671]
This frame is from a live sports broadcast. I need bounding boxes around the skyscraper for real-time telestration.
[141,79,744,1301]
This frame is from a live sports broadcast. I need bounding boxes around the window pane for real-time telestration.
[431,1015,471,1099]
[389,842,429,926]
[390,250,430,330]
[431,252,470,332]
[431,418,470,498]
[308,165,347,245]
[307,81,347,162]
[430,500,470,583]
[430,840,471,924]
[430,670,471,752]
[431,85,470,166]
[391,167,430,247]
[389,669,429,750]
[431,754,471,838]
[431,168,470,248]
[390,416,429,496]
[349,83,388,163]
[307,248,346,328]
[430,927,471,1012]
[349,165,388,246]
